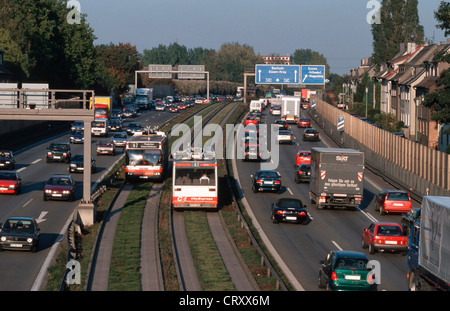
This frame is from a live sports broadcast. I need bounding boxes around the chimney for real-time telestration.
[399,43,405,54]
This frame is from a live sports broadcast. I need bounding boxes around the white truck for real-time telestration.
[249,100,262,112]
[135,88,152,110]
[281,96,300,123]
[407,196,450,291]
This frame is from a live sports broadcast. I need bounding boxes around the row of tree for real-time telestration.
[0,0,331,97]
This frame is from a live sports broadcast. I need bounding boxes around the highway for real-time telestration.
[0,108,175,291]
[233,107,421,291]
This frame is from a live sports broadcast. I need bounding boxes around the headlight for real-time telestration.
[8,185,15,189]
[70,164,76,167]
[63,190,70,194]
[45,189,52,193]
[1,236,6,241]
[27,238,33,243]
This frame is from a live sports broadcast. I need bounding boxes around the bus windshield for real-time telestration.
[127,150,162,166]
[174,167,216,186]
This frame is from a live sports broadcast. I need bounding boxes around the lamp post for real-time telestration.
[365,86,368,118]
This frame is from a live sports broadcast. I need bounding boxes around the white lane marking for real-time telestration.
[17,167,26,172]
[23,198,33,207]
[31,159,42,164]
[332,240,343,251]
[287,187,293,195]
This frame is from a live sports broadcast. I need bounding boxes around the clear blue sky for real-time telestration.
[81,0,447,76]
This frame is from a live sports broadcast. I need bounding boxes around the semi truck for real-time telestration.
[407,196,450,291]
[90,96,112,119]
[309,148,364,210]
[281,96,300,123]
[135,88,152,110]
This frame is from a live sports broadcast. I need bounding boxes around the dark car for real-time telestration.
[108,119,123,132]
[295,163,311,183]
[0,150,15,170]
[46,142,71,163]
[0,171,22,195]
[126,122,143,136]
[274,119,288,130]
[302,128,320,141]
[123,107,137,118]
[69,129,84,144]
[271,198,308,224]
[251,170,282,193]
[243,144,261,162]
[96,140,116,156]
[374,189,412,215]
[318,250,377,291]
[69,154,96,173]
[0,217,40,252]
[43,174,75,201]
[168,105,179,113]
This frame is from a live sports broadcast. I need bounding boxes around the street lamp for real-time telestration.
[365,87,368,118]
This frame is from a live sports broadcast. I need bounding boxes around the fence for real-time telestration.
[312,97,450,197]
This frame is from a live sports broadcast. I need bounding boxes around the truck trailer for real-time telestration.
[309,148,364,210]
[407,196,450,291]
[281,96,300,123]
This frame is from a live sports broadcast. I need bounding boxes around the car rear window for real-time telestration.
[376,225,403,236]
[387,192,410,201]
[334,258,368,270]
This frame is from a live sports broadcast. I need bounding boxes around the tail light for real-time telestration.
[274,180,281,184]
[331,272,338,281]
[298,211,306,216]
[256,179,262,184]
[298,171,303,175]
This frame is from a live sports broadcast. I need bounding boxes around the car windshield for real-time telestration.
[387,192,410,201]
[0,152,12,158]
[3,219,34,234]
[129,123,142,128]
[376,225,403,236]
[305,129,316,133]
[50,144,68,151]
[298,152,310,157]
[279,130,290,135]
[299,165,311,171]
[257,171,278,178]
[278,199,302,209]
[113,133,127,138]
[0,172,16,180]
[48,177,71,185]
[334,258,368,270]
[71,130,83,135]
[72,155,84,161]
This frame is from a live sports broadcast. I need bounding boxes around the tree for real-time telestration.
[94,42,142,95]
[423,1,450,125]
[371,0,424,67]
[291,49,330,79]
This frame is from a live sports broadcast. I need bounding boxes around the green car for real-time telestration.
[318,250,377,291]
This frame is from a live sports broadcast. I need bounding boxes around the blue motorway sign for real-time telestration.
[337,116,344,131]
[255,64,300,85]
[301,65,326,85]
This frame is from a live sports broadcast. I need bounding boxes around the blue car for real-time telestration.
[251,170,282,193]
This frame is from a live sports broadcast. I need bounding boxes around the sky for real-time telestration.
[80,0,447,76]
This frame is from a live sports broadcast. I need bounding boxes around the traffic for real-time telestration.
[0,88,448,292]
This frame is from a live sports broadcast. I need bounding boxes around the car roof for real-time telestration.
[6,216,34,221]
[373,222,402,227]
[51,174,72,178]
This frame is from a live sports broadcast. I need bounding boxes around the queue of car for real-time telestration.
[240,96,414,290]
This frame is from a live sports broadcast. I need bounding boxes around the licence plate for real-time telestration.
[345,275,361,280]
[385,240,397,244]
[393,203,403,206]
[286,216,297,221]
[54,156,61,159]
[0,187,8,190]
[52,193,62,197]
[10,244,22,248]
[264,181,273,185]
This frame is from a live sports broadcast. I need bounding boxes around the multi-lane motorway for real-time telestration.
[235,107,420,291]
[0,101,419,291]
[0,108,175,291]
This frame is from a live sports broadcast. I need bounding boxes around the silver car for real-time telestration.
[112,132,128,148]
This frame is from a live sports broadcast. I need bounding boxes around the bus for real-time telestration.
[125,127,168,182]
[172,147,218,211]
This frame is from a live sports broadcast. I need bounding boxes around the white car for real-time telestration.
[276,130,293,144]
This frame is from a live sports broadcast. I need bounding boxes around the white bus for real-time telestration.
[172,147,218,211]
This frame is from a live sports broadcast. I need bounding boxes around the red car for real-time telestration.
[297,117,311,128]
[362,222,407,255]
[374,189,412,215]
[0,171,22,195]
[295,150,311,166]
[244,117,258,126]
[43,174,76,201]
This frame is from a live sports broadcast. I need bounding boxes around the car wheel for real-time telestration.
[272,215,279,224]
[379,206,385,215]
[252,186,257,193]
[318,272,326,289]
[43,195,48,201]
[369,243,376,254]
[362,237,368,249]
